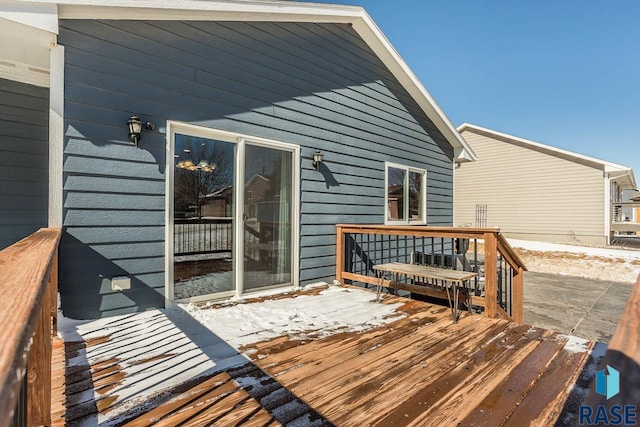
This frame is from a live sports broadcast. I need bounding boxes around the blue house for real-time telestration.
[0,0,476,319]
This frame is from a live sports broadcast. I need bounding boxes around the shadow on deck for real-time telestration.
[51,286,595,426]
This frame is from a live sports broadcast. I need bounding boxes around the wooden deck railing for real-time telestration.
[0,228,61,427]
[583,273,640,408]
[336,225,527,323]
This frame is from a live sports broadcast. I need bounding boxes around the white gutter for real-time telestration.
[608,169,637,190]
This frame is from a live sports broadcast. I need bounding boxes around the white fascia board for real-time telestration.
[0,2,58,33]
[458,122,631,172]
[454,146,475,163]
[352,14,477,162]
[44,0,362,22]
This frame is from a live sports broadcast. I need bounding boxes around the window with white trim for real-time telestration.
[385,162,426,224]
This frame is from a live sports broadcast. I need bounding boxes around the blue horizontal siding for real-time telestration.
[0,78,48,249]
[58,20,454,318]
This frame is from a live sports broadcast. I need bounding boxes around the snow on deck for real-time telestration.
[56,284,405,425]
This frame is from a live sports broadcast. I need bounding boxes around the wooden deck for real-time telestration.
[51,287,594,426]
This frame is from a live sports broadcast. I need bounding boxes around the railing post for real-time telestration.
[0,228,61,427]
[484,232,498,318]
[26,288,52,426]
[336,225,344,284]
[513,266,524,324]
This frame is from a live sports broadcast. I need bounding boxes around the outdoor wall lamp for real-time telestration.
[127,115,156,148]
[312,150,324,170]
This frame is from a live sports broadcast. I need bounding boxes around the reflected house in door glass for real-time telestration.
[201,186,233,218]
[245,174,271,219]
[387,184,403,221]
[244,173,276,265]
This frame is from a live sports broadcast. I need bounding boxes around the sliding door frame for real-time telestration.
[165,121,300,307]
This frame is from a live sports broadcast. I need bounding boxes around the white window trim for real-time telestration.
[384,161,427,225]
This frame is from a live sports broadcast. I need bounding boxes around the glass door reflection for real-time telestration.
[173,134,235,300]
[243,144,293,290]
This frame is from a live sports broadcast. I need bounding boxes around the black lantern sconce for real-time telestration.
[127,115,156,148]
[312,150,324,171]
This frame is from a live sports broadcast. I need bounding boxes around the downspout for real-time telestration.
[604,174,612,245]
[452,159,456,226]
[49,41,64,228]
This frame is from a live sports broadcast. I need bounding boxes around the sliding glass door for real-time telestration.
[172,134,235,300]
[169,125,298,302]
[243,144,293,290]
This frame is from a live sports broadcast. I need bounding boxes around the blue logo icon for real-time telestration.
[595,365,620,400]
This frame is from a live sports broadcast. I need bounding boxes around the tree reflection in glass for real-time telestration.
[173,134,235,299]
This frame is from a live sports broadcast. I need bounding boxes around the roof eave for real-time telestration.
[458,123,631,173]
[56,0,361,23]
[609,169,637,190]
[0,2,58,33]
[454,147,475,163]
[14,0,475,161]
[352,13,477,162]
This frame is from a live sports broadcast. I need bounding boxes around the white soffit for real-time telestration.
[15,0,476,161]
[0,16,54,87]
[608,170,637,190]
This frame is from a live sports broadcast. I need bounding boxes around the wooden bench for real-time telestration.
[372,262,479,322]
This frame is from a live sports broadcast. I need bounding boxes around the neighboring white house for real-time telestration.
[454,123,637,245]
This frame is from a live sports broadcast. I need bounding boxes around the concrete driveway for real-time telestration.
[523,271,634,343]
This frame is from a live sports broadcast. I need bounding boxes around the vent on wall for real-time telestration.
[475,204,487,228]
[112,276,131,291]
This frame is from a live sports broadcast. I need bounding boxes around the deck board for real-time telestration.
[140,374,274,427]
[503,346,592,426]
[457,334,568,425]
[51,286,592,426]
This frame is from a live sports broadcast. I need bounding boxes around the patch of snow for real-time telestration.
[507,238,640,283]
[508,239,640,260]
[57,310,91,343]
[560,334,591,353]
[179,285,405,348]
[231,281,328,301]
